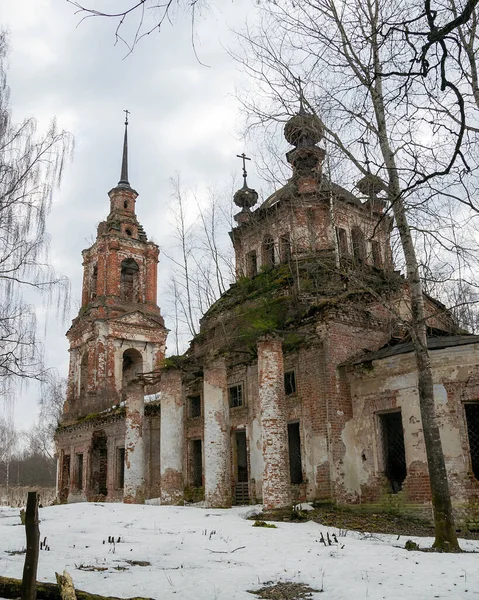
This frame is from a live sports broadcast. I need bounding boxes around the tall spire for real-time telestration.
[118,109,130,187]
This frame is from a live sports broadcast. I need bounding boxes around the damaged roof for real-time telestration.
[350,335,479,366]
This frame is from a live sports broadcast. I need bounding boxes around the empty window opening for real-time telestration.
[122,348,143,385]
[336,228,348,258]
[235,430,248,483]
[91,431,108,497]
[120,258,139,302]
[379,411,407,493]
[280,234,292,263]
[465,403,479,479]
[191,439,203,487]
[80,351,89,397]
[351,227,366,263]
[123,200,128,209]
[288,422,303,484]
[229,384,243,408]
[188,395,201,418]
[90,265,98,300]
[262,236,275,269]
[60,454,71,502]
[284,371,297,396]
[125,228,132,237]
[117,447,125,489]
[371,240,382,268]
[247,251,258,278]
[76,454,83,491]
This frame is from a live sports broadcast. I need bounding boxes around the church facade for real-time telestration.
[55,110,479,527]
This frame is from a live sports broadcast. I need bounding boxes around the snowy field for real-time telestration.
[0,503,478,600]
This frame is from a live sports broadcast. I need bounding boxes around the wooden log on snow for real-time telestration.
[0,576,155,600]
[55,571,77,600]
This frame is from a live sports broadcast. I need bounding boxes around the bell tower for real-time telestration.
[63,114,168,423]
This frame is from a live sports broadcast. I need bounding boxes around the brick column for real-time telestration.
[124,381,145,504]
[160,370,184,504]
[258,336,291,509]
[106,241,120,296]
[204,358,231,507]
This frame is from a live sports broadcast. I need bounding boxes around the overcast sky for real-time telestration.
[3,0,269,429]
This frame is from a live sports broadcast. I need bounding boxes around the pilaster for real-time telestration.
[124,381,145,504]
[258,336,291,509]
[204,358,231,507]
[160,370,184,504]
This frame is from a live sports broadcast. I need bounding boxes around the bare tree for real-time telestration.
[0,415,17,492]
[0,31,73,395]
[163,175,234,353]
[27,375,67,460]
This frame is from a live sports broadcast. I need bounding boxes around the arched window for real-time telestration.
[122,348,143,386]
[336,228,348,259]
[80,351,89,397]
[262,236,275,269]
[120,258,139,302]
[280,234,292,263]
[90,264,98,300]
[371,240,382,268]
[351,227,366,263]
[247,251,258,278]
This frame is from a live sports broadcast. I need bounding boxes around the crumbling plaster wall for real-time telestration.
[346,343,479,513]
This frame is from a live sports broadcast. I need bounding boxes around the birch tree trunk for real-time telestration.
[368,6,460,550]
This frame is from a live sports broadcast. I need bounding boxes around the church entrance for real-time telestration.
[234,430,249,505]
[91,430,108,497]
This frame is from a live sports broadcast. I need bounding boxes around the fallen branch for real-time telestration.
[0,576,154,600]
[207,546,246,554]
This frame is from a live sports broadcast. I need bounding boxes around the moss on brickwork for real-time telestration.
[161,354,191,371]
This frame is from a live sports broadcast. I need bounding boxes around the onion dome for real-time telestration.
[356,173,386,197]
[233,182,258,209]
[284,112,324,148]
[233,152,258,210]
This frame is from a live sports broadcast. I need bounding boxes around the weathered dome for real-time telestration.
[233,183,259,209]
[284,112,324,147]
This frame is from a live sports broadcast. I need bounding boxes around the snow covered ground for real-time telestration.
[0,502,478,600]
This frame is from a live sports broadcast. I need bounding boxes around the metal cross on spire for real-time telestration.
[119,110,130,186]
[296,76,306,114]
[236,152,251,186]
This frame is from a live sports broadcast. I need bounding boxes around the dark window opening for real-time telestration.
[189,395,201,418]
[117,447,125,489]
[123,200,128,209]
[280,234,292,263]
[125,228,132,237]
[80,351,88,397]
[372,240,382,268]
[262,236,275,268]
[247,251,258,278]
[76,454,83,490]
[90,265,98,300]
[120,258,139,302]
[284,371,297,396]
[235,430,248,483]
[91,431,108,497]
[380,411,407,493]
[288,422,303,484]
[191,439,203,487]
[351,227,366,263]
[336,228,348,258]
[465,403,479,479]
[122,348,143,385]
[229,384,243,408]
[59,454,71,503]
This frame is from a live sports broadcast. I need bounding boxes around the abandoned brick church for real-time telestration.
[55,108,479,525]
